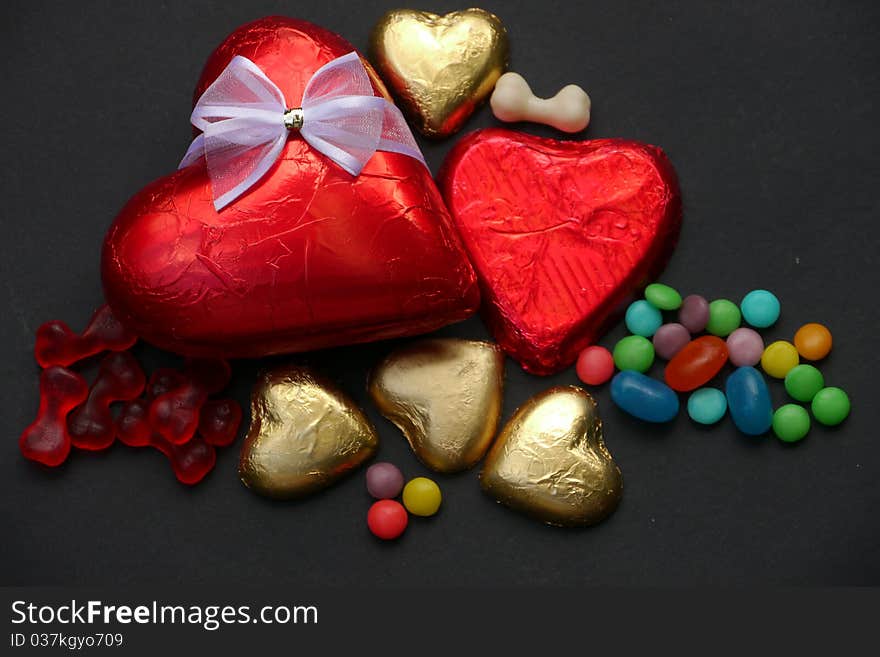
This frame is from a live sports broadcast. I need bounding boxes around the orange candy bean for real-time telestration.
[664,336,729,392]
[793,323,832,361]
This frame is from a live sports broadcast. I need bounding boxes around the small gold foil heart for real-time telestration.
[370,8,509,138]
[480,386,623,527]
[239,365,378,499]
[369,338,504,472]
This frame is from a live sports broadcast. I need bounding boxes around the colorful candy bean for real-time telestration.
[725,367,773,436]
[761,341,799,379]
[706,299,741,337]
[576,345,615,385]
[793,323,832,361]
[366,462,405,500]
[811,387,850,426]
[612,335,655,373]
[402,477,442,517]
[610,371,679,423]
[645,283,682,310]
[679,295,710,333]
[664,336,729,392]
[726,327,764,367]
[687,388,728,425]
[740,289,780,328]
[367,500,409,540]
[653,323,691,360]
[625,300,663,337]
[772,404,811,443]
[784,364,824,402]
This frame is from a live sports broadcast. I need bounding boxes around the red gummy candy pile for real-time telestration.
[19,367,89,467]
[19,305,242,484]
[35,304,137,368]
[68,352,145,450]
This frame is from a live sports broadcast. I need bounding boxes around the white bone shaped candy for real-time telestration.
[490,72,591,133]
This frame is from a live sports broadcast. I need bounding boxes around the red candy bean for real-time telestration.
[68,352,146,450]
[19,367,89,466]
[367,500,409,540]
[576,346,615,386]
[664,336,729,392]
[198,399,242,447]
[34,304,137,368]
[150,358,231,444]
[116,398,217,484]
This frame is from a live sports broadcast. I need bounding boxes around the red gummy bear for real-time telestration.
[68,352,146,450]
[149,358,231,444]
[198,398,242,447]
[34,304,137,368]
[145,368,188,399]
[116,399,153,448]
[116,399,217,485]
[19,367,89,466]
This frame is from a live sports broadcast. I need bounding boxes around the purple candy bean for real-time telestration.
[726,327,764,367]
[366,462,405,499]
[653,323,691,360]
[679,295,710,333]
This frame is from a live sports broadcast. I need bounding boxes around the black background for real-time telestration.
[2,0,878,586]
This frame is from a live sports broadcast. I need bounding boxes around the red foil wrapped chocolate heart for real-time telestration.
[438,129,681,374]
[102,17,479,358]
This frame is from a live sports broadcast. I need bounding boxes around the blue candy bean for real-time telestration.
[725,366,773,435]
[610,371,679,423]
[687,387,727,425]
[740,289,780,328]
[625,300,663,337]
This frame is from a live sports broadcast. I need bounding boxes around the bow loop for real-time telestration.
[190,56,287,131]
[302,51,375,103]
[179,52,426,212]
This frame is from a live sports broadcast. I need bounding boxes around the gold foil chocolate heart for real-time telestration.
[370,8,509,138]
[369,338,504,472]
[480,386,622,527]
[239,365,378,499]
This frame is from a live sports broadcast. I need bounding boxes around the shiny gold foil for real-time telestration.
[369,338,504,472]
[369,8,509,138]
[480,386,623,527]
[239,365,378,499]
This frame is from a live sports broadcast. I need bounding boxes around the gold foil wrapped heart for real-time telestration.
[369,8,509,138]
[239,365,378,499]
[369,338,504,472]
[480,386,623,527]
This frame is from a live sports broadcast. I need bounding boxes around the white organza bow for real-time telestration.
[179,52,426,211]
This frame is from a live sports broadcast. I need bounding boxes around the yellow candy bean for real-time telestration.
[761,341,799,379]
[402,477,442,517]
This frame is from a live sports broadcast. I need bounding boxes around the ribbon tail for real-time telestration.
[377,136,427,168]
[377,101,427,168]
[301,128,372,177]
[179,133,206,169]
[209,132,288,212]
[200,116,289,211]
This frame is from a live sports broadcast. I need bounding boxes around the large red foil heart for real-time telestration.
[102,17,479,358]
[438,129,681,374]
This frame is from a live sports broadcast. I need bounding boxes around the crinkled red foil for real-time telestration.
[438,129,681,375]
[101,17,479,358]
